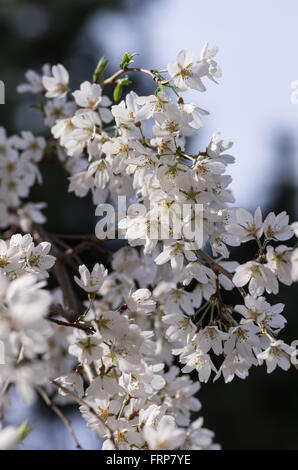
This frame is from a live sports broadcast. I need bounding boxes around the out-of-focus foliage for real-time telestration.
[0,1,124,130]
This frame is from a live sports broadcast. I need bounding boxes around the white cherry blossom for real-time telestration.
[263,211,293,241]
[74,263,107,293]
[42,64,69,98]
[226,207,263,243]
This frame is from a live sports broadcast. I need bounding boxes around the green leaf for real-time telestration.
[93,56,109,84]
[118,75,132,86]
[17,421,32,444]
[113,83,122,102]
[29,105,43,113]
[119,52,138,69]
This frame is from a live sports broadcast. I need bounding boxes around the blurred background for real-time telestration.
[0,0,297,450]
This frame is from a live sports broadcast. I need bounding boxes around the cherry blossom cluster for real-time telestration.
[0,233,55,278]
[0,44,297,450]
[0,234,77,448]
[0,126,48,232]
[56,249,218,450]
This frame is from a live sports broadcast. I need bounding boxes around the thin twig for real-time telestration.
[58,240,111,262]
[51,380,118,450]
[215,277,224,319]
[47,316,95,334]
[197,249,246,298]
[33,224,83,322]
[36,385,83,450]
[102,67,160,86]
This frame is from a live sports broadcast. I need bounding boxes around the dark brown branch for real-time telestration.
[47,306,95,334]
[32,224,83,322]
[50,233,99,240]
[58,240,111,263]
